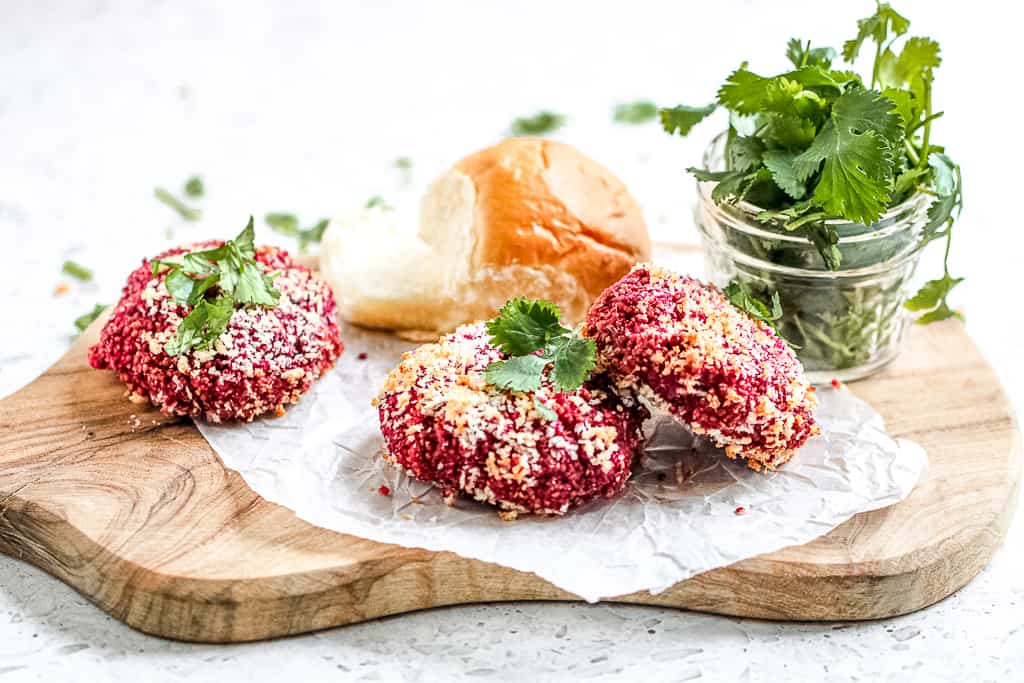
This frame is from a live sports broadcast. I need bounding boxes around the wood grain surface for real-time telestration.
[0,318,1019,643]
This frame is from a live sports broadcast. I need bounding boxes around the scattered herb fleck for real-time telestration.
[62,260,93,282]
[74,303,107,334]
[365,196,393,211]
[155,186,201,221]
[510,111,566,136]
[184,175,204,198]
[265,213,330,253]
[613,100,659,124]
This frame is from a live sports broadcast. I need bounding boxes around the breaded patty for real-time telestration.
[89,243,343,422]
[585,264,818,470]
[374,323,648,516]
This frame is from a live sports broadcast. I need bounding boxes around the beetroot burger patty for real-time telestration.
[89,243,343,422]
[586,264,818,470]
[374,323,648,517]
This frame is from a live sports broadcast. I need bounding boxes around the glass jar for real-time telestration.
[695,132,932,384]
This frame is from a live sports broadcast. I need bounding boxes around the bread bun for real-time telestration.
[321,138,651,337]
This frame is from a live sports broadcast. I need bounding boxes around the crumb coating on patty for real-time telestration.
[89,242,343,422]
[374,323,648,516]
[585,264,818,470]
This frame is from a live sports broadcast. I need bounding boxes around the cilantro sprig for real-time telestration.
[662,1,962,326]
[153,217,280,355]
[483,298,597,394]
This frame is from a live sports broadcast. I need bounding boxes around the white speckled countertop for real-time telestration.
[1,1,1021,680]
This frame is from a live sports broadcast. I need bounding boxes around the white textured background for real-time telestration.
[0,1,1020,680]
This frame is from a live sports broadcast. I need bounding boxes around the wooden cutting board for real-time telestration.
[0,318,1019,643]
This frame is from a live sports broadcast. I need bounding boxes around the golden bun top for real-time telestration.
[451,138,651,299]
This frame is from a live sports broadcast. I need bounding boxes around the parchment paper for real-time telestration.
[197,323,927,602]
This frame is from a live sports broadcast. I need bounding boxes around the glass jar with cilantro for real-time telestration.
[663,2,963,382]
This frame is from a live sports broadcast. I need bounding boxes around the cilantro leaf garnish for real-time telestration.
[510,111,566,136]
[545,335,597,390]
[165,295,236,356]
[613,101,659,124]
[484,354,549,393]
[485,298,564,356]
[62,260,93,282]
[155,217,280,355]
[483,298,597,394]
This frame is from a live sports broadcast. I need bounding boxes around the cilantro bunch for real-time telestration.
[664,2,963,324]
[483,299,597,396]
[152,218,281,355]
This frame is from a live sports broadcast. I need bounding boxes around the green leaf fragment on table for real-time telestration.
[613,100,659,124]
[184,176,205,198]
[393,157,412,170]
[510,111,566,136]
[62,260,93,282]
[265,213,300,235]
[265,213,330,253]
[365,196,393,210]
[74,303,107,333]
[660,104,716,136]
[154,187,201,221]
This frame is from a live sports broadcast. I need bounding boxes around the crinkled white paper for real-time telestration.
[198,323,927,603]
